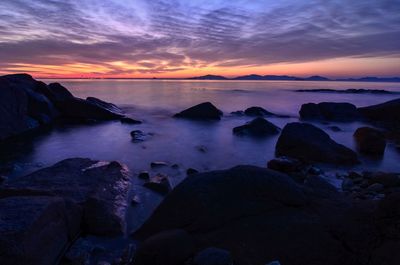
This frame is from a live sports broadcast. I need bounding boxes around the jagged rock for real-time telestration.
[275,122,358,165]
[2,158,131,236]
[174,102,223,120]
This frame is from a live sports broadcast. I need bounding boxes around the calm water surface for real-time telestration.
[3,80,400,231]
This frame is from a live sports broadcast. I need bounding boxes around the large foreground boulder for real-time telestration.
[275,122,358,165]
[133,166,399,265]
[353,127,386,156]
[300,102,360,121]
[174,102,223,120]
[233,117,280,137]
[2,158,131,236]
[0,196,80,265]
[358,98,400,123]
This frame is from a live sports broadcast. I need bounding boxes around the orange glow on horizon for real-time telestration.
[1,57,399,79]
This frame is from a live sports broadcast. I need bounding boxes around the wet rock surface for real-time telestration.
[174,102,223,120]
[275,122,358,165]
[1,158,131,236]
[143,174,172,195]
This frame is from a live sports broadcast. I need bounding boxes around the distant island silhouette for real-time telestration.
[188,74,400,82]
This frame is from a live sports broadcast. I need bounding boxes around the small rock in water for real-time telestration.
[150,161,168,168]
[138,171,150,180]
[143,174,172,195]
[196,145,208,153]
[130,130,146,142]
[192,247,233,265]
[121,117,142,124]
[171,164,180,169]
[187,168,199,175]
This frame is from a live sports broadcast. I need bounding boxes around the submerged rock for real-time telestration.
[2,158,131,236]
[174,102,223,120]
[130,130,146,142]
[150,161,169,168]
[353,127,386,156]
[233,117,280,137]
[275,122,358,165]
[300,102,360,121]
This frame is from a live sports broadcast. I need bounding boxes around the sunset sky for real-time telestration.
[0,0,399,78]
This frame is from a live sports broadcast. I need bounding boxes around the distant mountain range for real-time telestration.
[188,74,400,82]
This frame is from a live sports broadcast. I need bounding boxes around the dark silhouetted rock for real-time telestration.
[275,123,358,165]
[86,97,124,116]
[193,247,233,265]
[300,102,360,121]
[233,117,280,137]
[187,168,199,175]
[174,102,223,120]
[244,106,274,116]
[358,98,400,123]
[353,127,386,156]
[121,117,142,124]
[56,97,124,121]
[138,171,150,180]
[133,165,386,265]
[230,110,244,116]
[150,161,168,168]
[2,158,131,236]
[47,83,74,101]
[130,130,146,142]
[0,196,80,265]
[134,229,195,265]
[143,174,171,195]
[0,74,58,140]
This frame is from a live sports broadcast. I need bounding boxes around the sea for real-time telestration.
[2,79,400,231]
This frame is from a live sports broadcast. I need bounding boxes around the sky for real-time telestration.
[0,0,399,78]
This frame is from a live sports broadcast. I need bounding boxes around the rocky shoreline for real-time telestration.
[1,74,400,265]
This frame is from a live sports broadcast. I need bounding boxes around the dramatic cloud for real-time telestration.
[0,0,399,77]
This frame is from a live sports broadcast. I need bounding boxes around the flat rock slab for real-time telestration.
[2,158,131,236]
[0,196,80,265]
